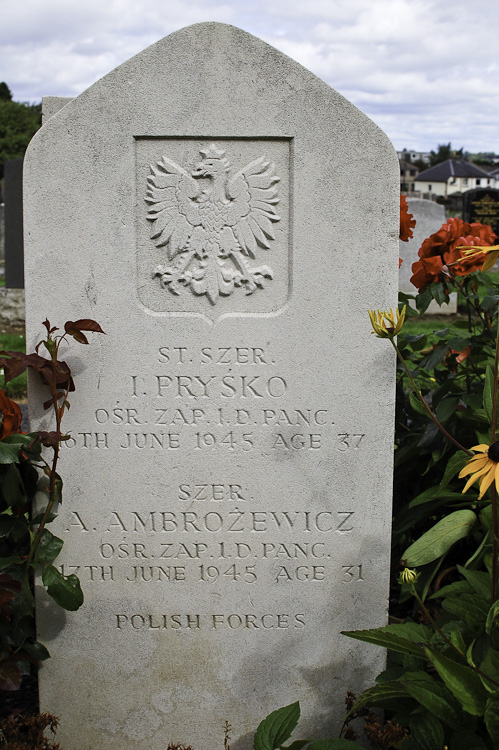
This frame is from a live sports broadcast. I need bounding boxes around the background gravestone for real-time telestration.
[4,158,24,288]
[0,204,4,263]
[399,198,457,314]
[25,23,399,750]
[463,188,499,236]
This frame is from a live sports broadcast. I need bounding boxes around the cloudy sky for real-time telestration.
[1,0,498,153]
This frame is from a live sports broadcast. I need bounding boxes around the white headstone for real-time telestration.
[399,198,457,314]
[25,23,398,750]
[41,96,73,124]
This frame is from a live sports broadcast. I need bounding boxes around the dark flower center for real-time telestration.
[488,442,499,462]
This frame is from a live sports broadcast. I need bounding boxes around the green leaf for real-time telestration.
[442,594,489,631]
[457,566,491,601]
[41,565,84,611]
[483,366,495,424]
[481,294,499,310]
[0,464,26,508]
[410,713,444,750]
[254,703,300,750]
[409,391,429,417]
[345,681,411,718]
[307,742,364,750]
[439,451,470,491]
[424,344,448,371]
[435,396,460,424]
[479,647,499,687]
[281,742,312,750]
[423,645,488,716]
[486,601,499,647]
[403,510,477,566]
[484,692,499,744]
[449,730,488,749]
[0,434,35,465]
[432,284,448,306]
[21,640,50,662]
[0,441,23,464]
[35,529,64,564]
[341,624,428,657]
[401,673,464,727]
[445,622,467,655]
[416,287,433,313]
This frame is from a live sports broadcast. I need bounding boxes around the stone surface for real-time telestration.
[0,288,25,329]
[4,159,24,288]
[41,96,73,124]
[463,188,499,236]
[0,204,4,262]
[25,23,399,750]
[399,198,457,314]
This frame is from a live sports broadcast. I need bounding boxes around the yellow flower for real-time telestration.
[459,244,499,273]
[459,442,499,499]
[399,568,418,585]
[368,306,406,338]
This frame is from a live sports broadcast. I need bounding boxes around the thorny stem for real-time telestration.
[24,335,69,579]
[392,340,473,457]
[454,277,490,333]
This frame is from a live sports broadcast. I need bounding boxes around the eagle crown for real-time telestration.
[191,146,230,180]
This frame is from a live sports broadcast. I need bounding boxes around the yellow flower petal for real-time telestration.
[478,463,497,499]
[482,252,499,273]
[459,455,489,477]
[462,463,492,494]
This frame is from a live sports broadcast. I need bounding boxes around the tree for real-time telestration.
[0,82,13,101]
[0,83,41,179]
[429,143,464,167]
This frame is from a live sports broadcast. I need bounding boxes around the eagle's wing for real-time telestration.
[146,156,202,260]
[226,157,280,258]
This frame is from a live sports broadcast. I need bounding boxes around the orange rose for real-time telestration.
[410,218,497,292]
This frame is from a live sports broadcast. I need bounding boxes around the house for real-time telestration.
[414,159,497,198]
[400,159,420,193]
[397,148,431,165]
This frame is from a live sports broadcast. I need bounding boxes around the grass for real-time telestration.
[0,332,26,400]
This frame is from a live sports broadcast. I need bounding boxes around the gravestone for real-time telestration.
[0,204,4,263]
[41,96,73,124]
[463,188,499,236]
[25,23,398,750]
[4,159,24,288]
[400,198,457,314]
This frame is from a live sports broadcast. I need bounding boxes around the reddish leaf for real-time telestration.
[64,319,105,345]
[0,658,23,691]
[0,574,21,618]
[42,319,58,335]
[0,390,22,438]
[0,351,29,384]
[67,329,89,344]
[38,431,66,447]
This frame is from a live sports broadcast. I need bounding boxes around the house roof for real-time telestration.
[416,159,492,182]
[399,159,419,172]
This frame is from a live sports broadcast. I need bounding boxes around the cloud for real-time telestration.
[1,0,498,151]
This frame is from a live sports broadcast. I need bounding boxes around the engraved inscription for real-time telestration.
[58,341,370,632]
[146,144,280,305]
[115,613,306,630]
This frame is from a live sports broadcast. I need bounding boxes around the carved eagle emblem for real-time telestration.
[146,144,280,305]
